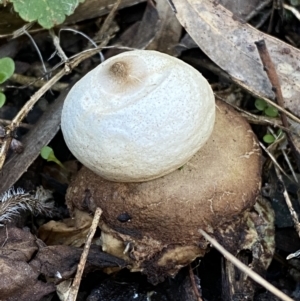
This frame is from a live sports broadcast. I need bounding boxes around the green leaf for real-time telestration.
[264,106,278,117]
[0,92,5,108]
[277,129,283,137]
[12,0,85,29]
[263,134,275,144]
[0,57,15,84]
[40,146,53,160]
[254,98,267,111]
[40,146,65,168]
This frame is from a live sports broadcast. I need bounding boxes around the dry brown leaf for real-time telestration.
[105,0,160,58]
[172,0,300,117]
[146,0,182,55]
[0,227,55,301]
[219,0,263,21]
[29,245,127,284]
[38,209,93,247]
[0,86,68,195]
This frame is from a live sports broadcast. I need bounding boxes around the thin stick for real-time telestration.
[0,67,66,170]
[0,0,126,170]
[49,29,69,63]
[199,230,294,301]
[283,4,300,21]
[60,28,104,62]
[10,73,69,92]
[214,94,287,131]
[188,264,203,301]
[0,43,108,171]
[66,207,102,301]
[274,167,300,238]
[0,119,32,129]
[255,39,300,171]
[258,141,292,181]
[97,0,122,39]
[234,79,300,125]
[254,40,289,129]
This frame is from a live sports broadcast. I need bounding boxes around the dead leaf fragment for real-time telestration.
[0,257,55,301]
[38,209,93,247]
[29,245,127,284]
[105,0,160,58]
[0,227,55,301]
[172,0,300,117]
[219,0,263,21]
[147,0,182,55]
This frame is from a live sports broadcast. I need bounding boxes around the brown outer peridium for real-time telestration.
[66,100,262,281]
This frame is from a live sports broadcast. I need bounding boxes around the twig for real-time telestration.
[188,264,203,301]
[267,126,298,183]
[0,67,66,170]
[0,43,110,171]
[0,119,32,129]
[254,40,288,128]
[58,28,104,63]
[283,4,300,21]
[66,207,102,301]
[258,141,292,181]
[199,230,294,301]
[235,79,300,125]
[0,84,69,194]
[215,94,288,131]
[255,39,300,171]
[9,73,69,92]
[49,29,69,64]
[274,167,300,238]
[0,0,126,170]
[97,0,122,39]
[281,147,298,183]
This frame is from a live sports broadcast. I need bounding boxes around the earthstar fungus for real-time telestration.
[65,93,261,282]
[61,49,261,283]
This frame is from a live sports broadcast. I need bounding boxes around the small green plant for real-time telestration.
[255,98,278,117]
[0,57,15,108]
[263,129,283,144]
[0,0,85,29]
[40,146,65,168]
[263,134,275,144]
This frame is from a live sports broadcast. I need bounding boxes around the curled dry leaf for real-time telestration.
[29,245,127,284]
[38,209,93,247]
[0,227,55,301]
[172,0,300,116]
[0,226,126,300]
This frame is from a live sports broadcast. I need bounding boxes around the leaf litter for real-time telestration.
[0,0,300,300]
